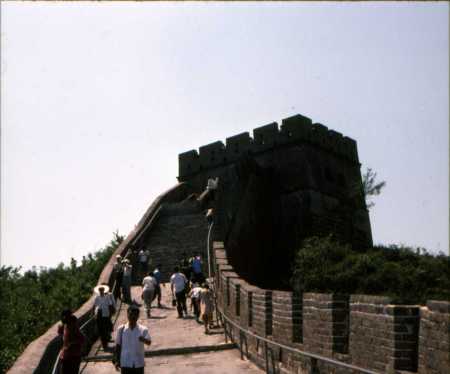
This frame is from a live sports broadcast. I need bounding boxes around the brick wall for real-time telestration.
[141,210,209,282]
[350,295,420,372]
[272,290,303,346]
[303,293,349,356]
[418,301,450,374]
[213,241,448,374]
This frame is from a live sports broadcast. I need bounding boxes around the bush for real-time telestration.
[0,232,123,373]
[291,236,450,304]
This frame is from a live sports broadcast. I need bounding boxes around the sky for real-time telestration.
[1,2,448,271]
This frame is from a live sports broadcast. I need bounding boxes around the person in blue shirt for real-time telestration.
[191,254,204,284]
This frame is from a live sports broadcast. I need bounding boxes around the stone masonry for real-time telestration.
[214,241,450,374]
[136,204,209,282]
[178,114,372,289]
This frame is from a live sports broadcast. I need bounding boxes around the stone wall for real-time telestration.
[178,114,358,182]
[213,241,450,374]
[350,295,420,372]
[137,206,209,282]
[9,183,192,374]
[179,114,372,289]
[418,301,450,374]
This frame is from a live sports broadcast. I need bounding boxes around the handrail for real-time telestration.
[51,311,102,374]
[213,282,379,374]
[206,222,214,279]
[51,251,127,374]
[51,202,165,372]
[50,280,119,374]
[12,185,189,374]
[50,351,61,374]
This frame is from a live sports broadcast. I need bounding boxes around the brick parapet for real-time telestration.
[272,290,303,347]
[212,241,449,374]
[418,301,450,374]
[303,293,350,357]
[350,296,421,373]
[179,114,359,179]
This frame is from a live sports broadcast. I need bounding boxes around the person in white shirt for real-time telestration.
[141,272,156,317]
[113,305,151,374]
[170,266,188,318]
[138,249,150,277]
[188,283,203,322]
[93,284,115,350]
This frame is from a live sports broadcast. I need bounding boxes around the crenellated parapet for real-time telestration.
[179,114,359,179]
[213,241,450,374]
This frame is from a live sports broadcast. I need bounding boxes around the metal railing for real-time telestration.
[213,282,379,374]
[49,190,171,373]
[51,238,136,374]
[206,221,214,279]
[51,278,123,374]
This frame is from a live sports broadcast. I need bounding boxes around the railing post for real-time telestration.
[224,320,228,343]
[239,332,244,360]
[310,357,318,374]
[269,348,276,374]
[265,341,269,374]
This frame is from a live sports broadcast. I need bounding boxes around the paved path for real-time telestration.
[81,285,262,373]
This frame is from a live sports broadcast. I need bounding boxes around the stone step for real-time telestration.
[83,342,237,362]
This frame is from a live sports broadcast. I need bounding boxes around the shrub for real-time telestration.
[291,236,450,304]
[0,232,123,373]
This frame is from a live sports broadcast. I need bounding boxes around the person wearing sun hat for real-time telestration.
[93,284,115,350]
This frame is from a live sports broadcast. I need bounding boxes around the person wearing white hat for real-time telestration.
[93,284,115,350]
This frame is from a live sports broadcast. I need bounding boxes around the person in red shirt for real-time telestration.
[57,309,85,374]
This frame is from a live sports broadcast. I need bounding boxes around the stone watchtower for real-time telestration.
[178,114,372,287]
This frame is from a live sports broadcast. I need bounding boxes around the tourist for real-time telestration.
[58,309,85,374]
[93,284,115,351]
[138,248,150,278]
[170,266,188,318]
[113,305,151,374]
[141,271,156,317]
[153,264,163,307]
[199,283,214,334]
[191,254,204,284]
[122,259,133,303]
[188,282,202,322]
[113,255,124,300]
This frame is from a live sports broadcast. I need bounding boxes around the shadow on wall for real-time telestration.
[215,155,307,289]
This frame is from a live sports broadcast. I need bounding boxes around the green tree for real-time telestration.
[291,236,450,304]
[362,167,386,209]
[0,232,124,372]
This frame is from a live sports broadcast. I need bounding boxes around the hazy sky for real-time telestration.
[1,2,448,270]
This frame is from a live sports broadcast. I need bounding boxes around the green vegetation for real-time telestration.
[362,167,386,209]
[0,232,123,373]
[291,236,450,304]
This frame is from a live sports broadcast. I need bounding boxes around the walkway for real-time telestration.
[80,285,262,373]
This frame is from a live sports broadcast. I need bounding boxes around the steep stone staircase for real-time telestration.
[81,285,262,374]
[141,202,210,282]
